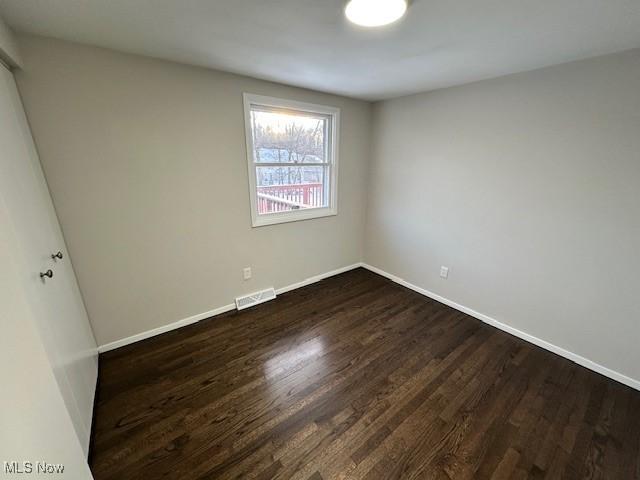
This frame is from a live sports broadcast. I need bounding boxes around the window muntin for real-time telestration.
[244,94,339,226]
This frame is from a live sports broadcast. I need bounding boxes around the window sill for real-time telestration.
[251,206,337,227]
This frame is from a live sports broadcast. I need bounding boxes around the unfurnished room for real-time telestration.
[0,1,639,479]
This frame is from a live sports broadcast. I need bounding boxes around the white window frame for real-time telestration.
[243,93,340,227]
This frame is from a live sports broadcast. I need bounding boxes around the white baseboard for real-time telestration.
[98,303,236,353]
[275,263,363,295]
[98,263,362,353]
[361,263,640,392]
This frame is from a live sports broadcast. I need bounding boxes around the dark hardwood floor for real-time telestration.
[90,268,640,479]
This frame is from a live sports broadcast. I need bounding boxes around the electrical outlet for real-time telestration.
[440,266,449,279]
[243,267,252,281]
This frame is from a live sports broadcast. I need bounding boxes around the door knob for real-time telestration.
[40,269,54,280]
[52,251,64,260]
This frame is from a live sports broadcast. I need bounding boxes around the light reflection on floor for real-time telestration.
[263,337,327,381]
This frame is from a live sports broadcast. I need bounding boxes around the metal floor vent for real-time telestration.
[235,288,277,311]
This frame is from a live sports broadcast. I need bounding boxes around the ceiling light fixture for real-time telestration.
[345,0,408,27]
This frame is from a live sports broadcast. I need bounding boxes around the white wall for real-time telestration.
[0,196,93,480]
[14,35,371,347]
[365,49,640,385]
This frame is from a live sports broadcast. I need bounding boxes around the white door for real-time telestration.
[0,197,95,479]
[0,64,98,455]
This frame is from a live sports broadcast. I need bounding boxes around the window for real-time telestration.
[243,94,339,227]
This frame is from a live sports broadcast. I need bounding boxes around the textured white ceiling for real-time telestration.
[1,0,639,100]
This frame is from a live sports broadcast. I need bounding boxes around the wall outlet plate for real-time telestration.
[243,267,252,280]
[440,266,449,279]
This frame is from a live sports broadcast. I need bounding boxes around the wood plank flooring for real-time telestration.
[90,268,640,479]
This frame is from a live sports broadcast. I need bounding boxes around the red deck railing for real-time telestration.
[257,183,323,214]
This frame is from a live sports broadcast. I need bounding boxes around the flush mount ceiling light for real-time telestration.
[345,0,408,27]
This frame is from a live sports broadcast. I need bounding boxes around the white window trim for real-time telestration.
[243,93,340,227]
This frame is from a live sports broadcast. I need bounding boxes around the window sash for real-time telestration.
[250,107,333,167]
[255,165,332,209]
[252,162,329,167]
